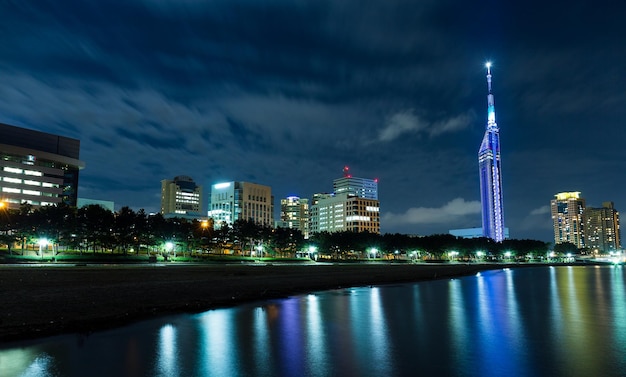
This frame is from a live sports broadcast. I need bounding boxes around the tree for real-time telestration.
[77,205,115,253]
[113,206,137,254]
[0,207,19,254]
[553,242,578,255]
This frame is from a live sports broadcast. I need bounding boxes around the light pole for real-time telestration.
[448,250,458,261]
[38,238,48,261]
[165,241,174,260]
[476,251,485,262]
[308,246,317,260]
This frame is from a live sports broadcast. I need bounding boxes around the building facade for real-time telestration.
[551,192,586,248]
[277,196,309,238]
[478,63,505,242]
[208,181,273,228]
[333,167,378,200]
[160,176,204,219]
[584,202,621,253]
[309,192,380,234]
[0,123,85,209]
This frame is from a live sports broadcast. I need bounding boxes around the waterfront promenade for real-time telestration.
[0,261,593,342]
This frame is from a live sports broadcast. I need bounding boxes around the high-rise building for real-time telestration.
[160,176,204,219]
[478,63,505,242]
[0,123,85,209]
[277,196,309,238]
[333,166,378,200]
[208,181,273,228]
[584,202,621,253]
[551,192,586,248]
[309,169,381,235]
[309,193,380,234]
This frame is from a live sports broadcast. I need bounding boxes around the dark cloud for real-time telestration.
[0,0,624,241]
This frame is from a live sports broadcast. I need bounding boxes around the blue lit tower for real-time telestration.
[478,62,505,241]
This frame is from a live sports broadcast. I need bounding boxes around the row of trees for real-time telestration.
[0,203,551,259]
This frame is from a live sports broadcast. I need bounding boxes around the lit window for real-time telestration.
[2,187,20,193]
[3,167,22,174]
[24,170,43,176]
[3,177,21,184]
[24,180,41,186]
[23,190,41,196]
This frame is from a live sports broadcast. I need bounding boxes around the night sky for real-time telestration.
[1,1,624,242]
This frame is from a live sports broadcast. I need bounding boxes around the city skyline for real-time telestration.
[1,1,625,242]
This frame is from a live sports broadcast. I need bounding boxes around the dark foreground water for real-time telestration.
[1,265,625,377]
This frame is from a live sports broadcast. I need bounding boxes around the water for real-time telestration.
[1,266,625,377]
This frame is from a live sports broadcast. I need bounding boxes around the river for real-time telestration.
[1,265,625,376]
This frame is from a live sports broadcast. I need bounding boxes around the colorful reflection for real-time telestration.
[1,266,626,377]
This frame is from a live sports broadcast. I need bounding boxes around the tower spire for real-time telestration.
[485,62,497,131]
[478,61,505,242]
[486,62,492,93]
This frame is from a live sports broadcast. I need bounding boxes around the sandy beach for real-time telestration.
[0,262,556,343]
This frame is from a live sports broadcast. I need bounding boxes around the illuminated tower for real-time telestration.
[478,62,505,241]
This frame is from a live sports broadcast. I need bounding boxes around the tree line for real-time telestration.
[0,203,551,259]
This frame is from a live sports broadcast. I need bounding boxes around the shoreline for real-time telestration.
[0,261,605,344]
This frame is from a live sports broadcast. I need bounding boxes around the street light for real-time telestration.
[308,246,317,260]
[448,250,459,261]
[256,244,263,259]
[38,238,48,260]
[165,241,174,259]
[369,247,378,259]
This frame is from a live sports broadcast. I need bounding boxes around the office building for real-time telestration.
[333,166,378,200]
[478,63,505,242]
[309,192,380,234]
[0,123,85,209]
[277,196,309,238]
[584,202,621,253]
[208,181,273,227]
[160,175,204,219]
[551,192,586,248]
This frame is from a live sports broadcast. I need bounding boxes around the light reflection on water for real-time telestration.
[1,266,625,377]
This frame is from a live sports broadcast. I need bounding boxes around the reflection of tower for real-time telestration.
[478,63,505,241]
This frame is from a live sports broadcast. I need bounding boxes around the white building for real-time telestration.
[333,167,378,200]
[208,181,273,228]
[309,192,380,234]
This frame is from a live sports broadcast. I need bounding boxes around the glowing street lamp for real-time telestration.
[308,246,317,260]
[369,248,378,259]
[165,242,174,258]
[256,244,263,259]
[38,238,48,260]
